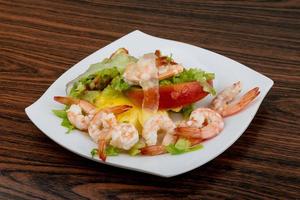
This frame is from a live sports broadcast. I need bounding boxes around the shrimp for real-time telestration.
[210,81,260,117]
[123,53,183,85]
[88,105,132,161]
[176,108,224,140]
[110,123,139,150]
[54,96,96,130]
[142,114,176,146]
[140,145,167,156]
[97,123,139,161]
[88,105,132,143]
[140,113,177,156]
[157,64,184,80]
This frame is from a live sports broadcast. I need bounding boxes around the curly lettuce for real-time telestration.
[67,48,137,96]
[159,68,216,95]
[52,107,74,133]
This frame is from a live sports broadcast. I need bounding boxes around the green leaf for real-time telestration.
[106,145,119,156]
[165,144,183,155]
[91,148,98,158]
[129,148,141,156]
[110,75,131,92]
[80,91,101,104]
[128,140,146,156]
[61,118,74,133]
[181,104,194,119]
[175,138,191,150]
[53,108,74,133]
[69,67,121,97]
[166,138,203,155]
[188,144,203,152]
[66,49,137,96]
[52,109,67,118]
[159,68,216,95]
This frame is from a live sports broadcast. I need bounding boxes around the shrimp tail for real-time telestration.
[221,87,260,117]
[175,127,203,139]
[54,96,79,105]
[140,145,166,156]
[104,105,132,115]
[98,139,107,162]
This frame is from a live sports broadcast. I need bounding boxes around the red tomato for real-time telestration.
[125,81,211,109]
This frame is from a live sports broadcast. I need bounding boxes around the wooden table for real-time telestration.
[1,0,299,199]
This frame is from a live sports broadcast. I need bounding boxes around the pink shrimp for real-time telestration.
[140,145,167,156]
[176,108,224,140]
[210,82,260,117]
[54,96,96,131]
[88,105,132,161]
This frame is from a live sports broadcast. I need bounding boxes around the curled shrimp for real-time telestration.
[88,105,132,143]
[176,108,224,140]
[88,105,132,161]
[123,53,183,85]
[110,123,139,150]
[210,81,260,117]
[140,113,177,156]
[54,96,96,130]
[142,114,176,156]
[98,123,139,161]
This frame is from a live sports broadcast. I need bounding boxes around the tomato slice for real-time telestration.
[125,81,211,109]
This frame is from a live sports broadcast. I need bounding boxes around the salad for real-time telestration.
[53,48,260,161]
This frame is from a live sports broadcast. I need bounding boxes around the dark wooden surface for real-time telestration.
[1,0,299,199]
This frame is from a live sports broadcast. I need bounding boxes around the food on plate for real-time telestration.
[53,48,260,161]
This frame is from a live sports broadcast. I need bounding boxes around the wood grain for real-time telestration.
[0,0,299,199]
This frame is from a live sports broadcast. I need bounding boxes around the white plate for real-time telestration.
[25,30,273,177]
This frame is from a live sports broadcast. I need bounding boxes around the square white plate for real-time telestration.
[25,30,273,177]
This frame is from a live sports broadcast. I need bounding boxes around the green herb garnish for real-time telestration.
[166,138,203,155]
[105,146,120,156]
[128,140,146,156]
[52,108,74,133]
[91,148,98,158]
[111,75,131,92]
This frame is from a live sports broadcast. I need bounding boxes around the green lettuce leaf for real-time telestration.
[181,104,194,119]
[111,75,131,92]
[166,138,203,155]
[52,108,74,133]
[106,145,120,156]
[90,148,98,158]
[69,67,120,98]
[90,146,120,158]
[159,68,216,95]
[128,140,146,156]
[66,49,137,95]
[80,91,101,104]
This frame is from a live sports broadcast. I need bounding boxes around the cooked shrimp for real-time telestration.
[140,145,166,156]
[54,96,96,130]
[210,82,260,117]
[142,114,176,146]
[158,64,184,80]
[88,111,118,143]
[110,123,139,150]
[176,108,224,140]
[97,128,113,162]
[123,53,157,85]
[123,53,183,85]
[88,105,132,143]
[88,105,132,161]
